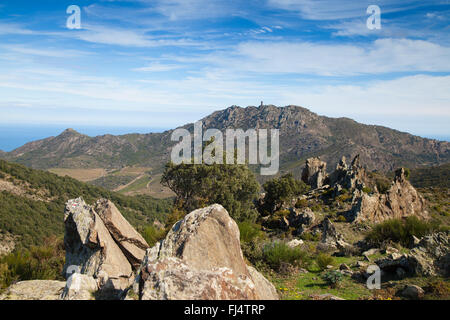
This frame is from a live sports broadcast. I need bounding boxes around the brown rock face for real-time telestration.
[158,204,248,275]
[63,198,133,296]
[132,204,278,300]
[301,157,327,189]
[94,199,149,268]
[347,168,427,223]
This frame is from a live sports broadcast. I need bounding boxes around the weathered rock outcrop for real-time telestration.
[347,168,427,223]
[320,218,350,250]
[94,199,149,268]
[284,207,315,235]
[329,155,367,191]
[301,157,327,189]
[0,280,65,300]
[375,232,449,277]
[63,198,133,297]
[128,204,278,300]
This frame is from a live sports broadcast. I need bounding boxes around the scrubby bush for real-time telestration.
[238,221,264,243]
[241,240,264,268]
[362,187,372,194]
[316,252,334,271]
[263,174,309,212]
[322,270,343,288]
[273,209,290,217]
[376,178,391,194]
[366,216,443,247]
[161,161,259,222]
[142,225,166,247]
[0,237,65,290]
[262,242,311,271]
[300,232,321,242]
[294,198,308,208]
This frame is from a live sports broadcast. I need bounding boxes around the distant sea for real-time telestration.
[0,124,168,152]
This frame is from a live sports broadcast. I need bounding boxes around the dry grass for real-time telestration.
[48,168,107,182]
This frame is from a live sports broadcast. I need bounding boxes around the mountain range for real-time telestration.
[1,105,449,185]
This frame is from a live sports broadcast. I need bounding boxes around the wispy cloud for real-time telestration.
[219,38,450,75]
[266,0,429,20]
[133,62,183,72]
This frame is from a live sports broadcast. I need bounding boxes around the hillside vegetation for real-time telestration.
[0,160,173,248]
[410,163,450,188]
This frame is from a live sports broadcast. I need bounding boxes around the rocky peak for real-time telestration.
[394,167,407,183]
[58,128,84,139]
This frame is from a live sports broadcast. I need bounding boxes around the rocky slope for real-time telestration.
[5,199,278,300]
[0,159,172,248]
[2,105,448,176]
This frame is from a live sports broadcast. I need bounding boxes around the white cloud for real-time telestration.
[220,38,450,75]
[267,0,427,20]
[0,45,91,58]
[133,62,183,72]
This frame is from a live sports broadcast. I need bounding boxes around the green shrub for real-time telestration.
[262,242,310,271]
[273,209,290,217]
[362,187,372,194]
[295,198,308,208]
[263,174,309,212]
[366,216,443,247]
[241,240,264,268]
[161,160,259,222]
[142,225,166,247]
[0,237,65,290]
[322,270,343,288]
[238,221,264,243]
[376,178,391,194]
[300,232,321,242]
[404,168,411,179]
[336,215,347,223]
[316,252,334,271]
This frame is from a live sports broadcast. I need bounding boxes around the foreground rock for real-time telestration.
[94,199,149,268]
[0,280,65,300]
[63,198,133,298]
[127,204,278,300]
[60,274,98,300]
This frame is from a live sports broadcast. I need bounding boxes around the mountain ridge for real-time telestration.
[1,105,449,175]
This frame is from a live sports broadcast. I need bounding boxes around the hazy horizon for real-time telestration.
[1,107,449,152]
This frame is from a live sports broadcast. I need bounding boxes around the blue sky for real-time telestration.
[0,0,449,143]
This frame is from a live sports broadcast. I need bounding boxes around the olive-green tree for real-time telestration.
[161,161,260,222]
